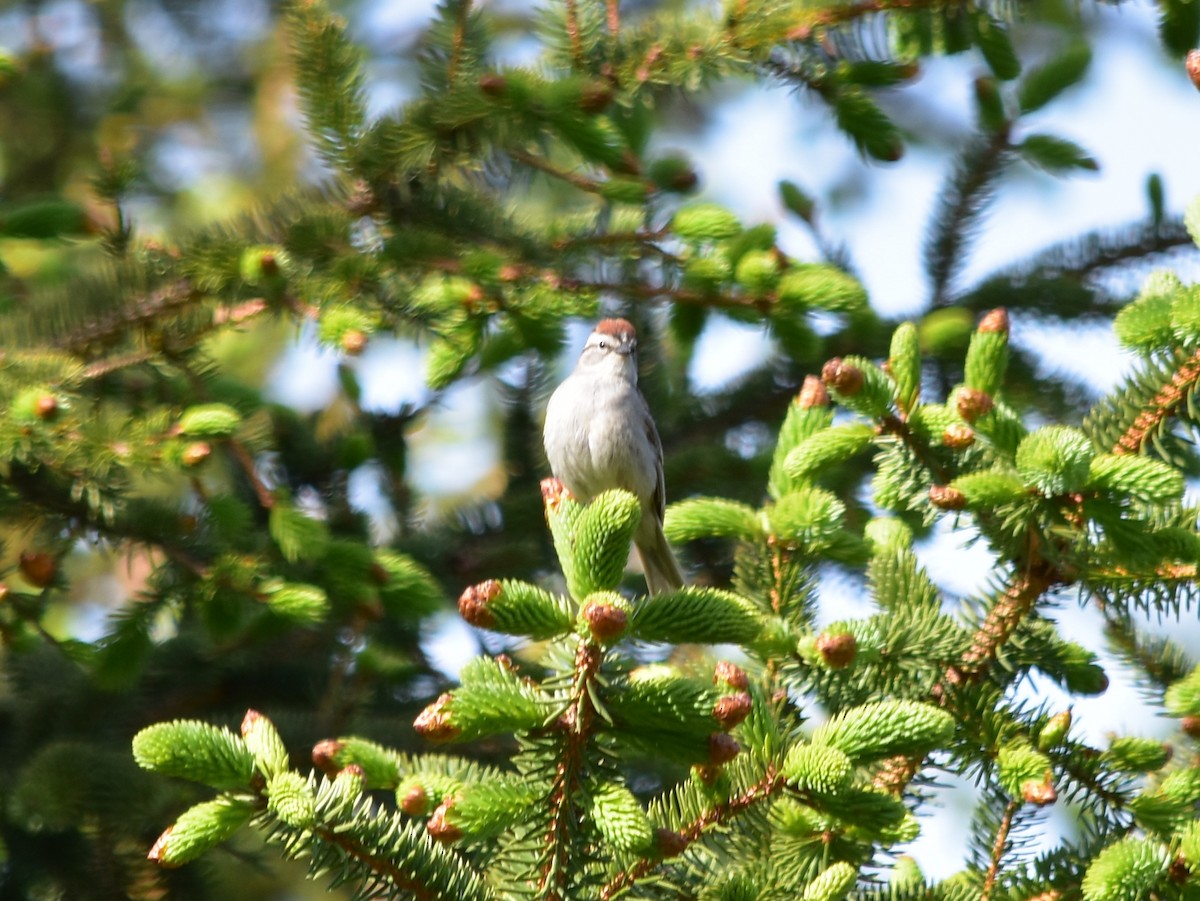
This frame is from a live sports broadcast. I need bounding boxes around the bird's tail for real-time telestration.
[635,522,685,595]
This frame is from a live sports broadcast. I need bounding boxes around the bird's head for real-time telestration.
[577,318,639,381]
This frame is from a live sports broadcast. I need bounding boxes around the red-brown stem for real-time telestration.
[314,825,447,900]
[539,640,604,901]
[510,148,603,193]
[228,438,276,510]
[1112,346,1200,455]
[982,801,1020,901]
[606,0,619,34]
[447,0,473,83]
[948,562,1057,684]
[564,0,584,68]
[768,537,785,615]
[600,767,784,899]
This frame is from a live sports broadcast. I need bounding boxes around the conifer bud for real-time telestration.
[648,155,698,193]
[341,329,367,355]
[19,551,57,588]
[707,732,741,765]
[929,485,967,511]
[1187,50,1200,91]
[822,357,864,396]
[1037,710,1072,751]
[478,73,507,96]
[979,307,1010,334]
[34,394,58,420]
[942,423,976,450]
[414,693,460,742]
[816,630,857,669]
[579,80,614,113]
[798,374,830,408]
[1183,716,1200,738]
[712,693,752,730]
[713,660,748,691]
[458,580,501,628]
[399,782,430,815]
[540,476,571,510]
[655,827,688,858]
[582,598,628,643]
[181,441,212,467]
[427,798,463,842]
[1021,773,1057,806]
[311,739,344,776]
[956,387,994,422]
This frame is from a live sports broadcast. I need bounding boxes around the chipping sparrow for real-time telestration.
[543,318,685,594]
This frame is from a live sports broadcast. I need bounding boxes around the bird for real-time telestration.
[542,318,685,594]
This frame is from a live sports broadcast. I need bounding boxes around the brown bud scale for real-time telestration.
[942,423,976,450]
[713,660,748,691]
[241,709,264,736]
[181,441,211,467]
[312,739,345,774]
[582,600,628,642]
[414,693,460,742]
[19,551,57,588]
[427,799,463,842]
[35,394,59,420]
[341,329,368,356]
[929,485,967,511]
[797,375,830,409]
[821,358,864,396]
[656,828,688,858]
[956,388,994,423]
[147,826,178,867]
[1021,774,1057,807]
[707,732,741,765]
[478,73,507,96]
[400,784,430,815]
[459,580,502,628]
[978,307,1009,335]
[712,693,752,730]
[540,477,571,511]
[816,631,858,669]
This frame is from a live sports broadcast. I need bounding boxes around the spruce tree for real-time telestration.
[1,2,1199,899]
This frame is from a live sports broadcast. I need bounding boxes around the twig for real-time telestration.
[606,0,619,35]
[982,800,1020,901]
[564,0,585,69]
[540,640,605,901]
[1112,345,1200,455]
[447,0,473,84]
[600,767,784,899]
[313,826,446,901]
[510,148,603,193]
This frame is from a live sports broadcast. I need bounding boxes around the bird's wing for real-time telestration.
[641,391,667,523]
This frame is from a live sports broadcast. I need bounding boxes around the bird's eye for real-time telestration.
[597,340,607,349]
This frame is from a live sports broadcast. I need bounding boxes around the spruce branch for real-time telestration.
[599,766,785,899]
[606,0,619,35]
[927,132,1013,308]
[982,799,1021,901]
[509,148,606,194]
[1110,346,1200,456]
[949,561,1059,684]
[540,639,605,901]
[447,0,474,85]
[565,0,586,69]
